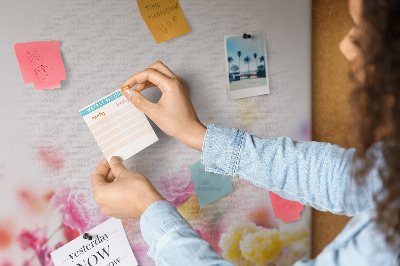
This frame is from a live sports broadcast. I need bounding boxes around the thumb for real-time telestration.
[122,88,155,115]
[109,156,128,178]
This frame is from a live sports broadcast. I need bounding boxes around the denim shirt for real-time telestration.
[140,124,399,265]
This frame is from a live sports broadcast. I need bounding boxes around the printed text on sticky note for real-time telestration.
[79,90,158,162]
[189,160,233,208]
[137,0,191,44]
[14,41,66,90]
[51,218,138,266]
[269,191,304,223]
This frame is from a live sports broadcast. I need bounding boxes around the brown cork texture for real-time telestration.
[312,0,354,258]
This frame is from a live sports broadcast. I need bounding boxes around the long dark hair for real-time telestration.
[350,0,400,252]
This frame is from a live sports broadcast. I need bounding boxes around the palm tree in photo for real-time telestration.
[253,53,258,74]
[244,56,251,78]
[237,51,242,77]
[260,55,266,71]
[231,64,239,72]
[228,56,234,73]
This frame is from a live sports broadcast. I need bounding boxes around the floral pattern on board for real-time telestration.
[51,184,108,234]
[159,167,195,208]
[219,222,310,266]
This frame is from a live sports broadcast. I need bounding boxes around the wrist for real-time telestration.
[140,195,164,218]
[188,123,207,151]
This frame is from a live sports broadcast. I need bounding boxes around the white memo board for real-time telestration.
[0,0,311,265]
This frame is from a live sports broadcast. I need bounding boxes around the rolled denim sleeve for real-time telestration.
[140,200,234,265]
[201,124,382,216]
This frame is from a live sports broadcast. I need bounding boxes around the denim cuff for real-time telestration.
[201,124,245,176]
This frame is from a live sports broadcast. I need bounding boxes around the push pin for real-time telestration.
[83,233,93,240]
[243,33,251,39]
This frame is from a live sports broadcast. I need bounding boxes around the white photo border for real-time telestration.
[224,31,270,100]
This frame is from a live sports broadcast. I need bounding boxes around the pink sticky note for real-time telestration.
[14,41,66,90]
[269,191,304,223]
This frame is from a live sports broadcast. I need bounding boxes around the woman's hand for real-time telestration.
[120,61,207,151]
[91,157,164,220]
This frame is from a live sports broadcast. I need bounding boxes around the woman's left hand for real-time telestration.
[91,157,164,219]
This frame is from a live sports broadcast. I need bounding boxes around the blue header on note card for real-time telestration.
[80,91,123,116]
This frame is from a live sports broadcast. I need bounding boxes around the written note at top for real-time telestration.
[79,90,158,162]
[137,0,191,44]
[14,41,66,90]
[269,191,304,223]
[189,160,233,208]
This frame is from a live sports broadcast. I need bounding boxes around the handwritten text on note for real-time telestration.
[137,0,191,44]
[189,160,233,208]
[14,41,66,90]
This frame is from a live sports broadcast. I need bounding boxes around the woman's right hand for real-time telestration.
[120,61,207,151]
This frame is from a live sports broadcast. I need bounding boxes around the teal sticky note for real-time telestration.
[189,160,233,208]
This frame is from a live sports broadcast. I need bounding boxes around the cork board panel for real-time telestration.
[312,0,354,258]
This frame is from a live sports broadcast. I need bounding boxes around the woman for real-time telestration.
[91,0,400,264]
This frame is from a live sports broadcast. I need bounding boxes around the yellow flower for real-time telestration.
[280,228,309,245]
[219,222,310,266]
[177,194,201,220]
[277,229,310,266]
[238,98,261,125]
[240,228,283,266]
[219,222,259,266]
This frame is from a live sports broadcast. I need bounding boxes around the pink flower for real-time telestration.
[160,167,195,207]
[17,227,47,250]
[51,185,108,234]
[131,243,153,266]
[36,245,53,266]
[38,147,64,171]
[55,241,66,250]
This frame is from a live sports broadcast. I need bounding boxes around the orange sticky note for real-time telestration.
[269,191,304,223]
[137,0,191,44]
[14,41,66,90]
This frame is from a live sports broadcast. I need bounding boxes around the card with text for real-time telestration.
[79,90,158,162]
[14,41,67,90]
[137,0,191,43]
[51,218,138,266]
[189,160,233,208]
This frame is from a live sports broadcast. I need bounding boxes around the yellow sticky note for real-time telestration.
[137,0,191,44]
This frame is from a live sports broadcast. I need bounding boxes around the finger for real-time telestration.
[109,156,130,178]
[147,61,177,79]
[121,89,158,116]
[135,81,156,92]
[105,169,116,183]
[121,68,173,94]
[99,158,116,182]
[91,159,110,189]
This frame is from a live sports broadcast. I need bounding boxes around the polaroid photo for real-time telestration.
[224,31,270,99]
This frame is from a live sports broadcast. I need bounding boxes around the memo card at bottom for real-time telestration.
[79,90,158,162]
[51,218,138,266]
[189,160,233,208]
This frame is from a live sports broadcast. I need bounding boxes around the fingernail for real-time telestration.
[110,156,121,165]
[124,89,133,100]
[120,85,130,93]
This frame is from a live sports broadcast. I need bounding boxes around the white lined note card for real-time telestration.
[79,90,158,162]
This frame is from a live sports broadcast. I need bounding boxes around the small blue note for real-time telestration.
[189,160,233,208]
